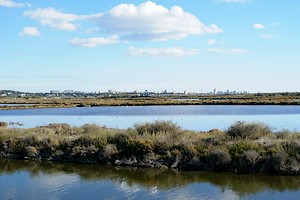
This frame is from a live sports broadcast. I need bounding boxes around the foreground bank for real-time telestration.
[0,121,299,175]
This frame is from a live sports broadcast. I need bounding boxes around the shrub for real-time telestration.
[226,121,271,139]
[228,141,257,159]
[196,144,213,158]
[238,150,261,173]
[270,151,288,173]
[134,120,180,135]
[0,122,8,128]
[81,124,102,135]
[282,141,300,157]
[40,123,74,135]
[207,149,232,170]
[102,144,118,159]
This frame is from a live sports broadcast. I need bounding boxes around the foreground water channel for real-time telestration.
[0,160,299,200]
[1,105,300,131]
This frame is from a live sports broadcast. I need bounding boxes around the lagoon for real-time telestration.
[1,105,300,131]
[0,160,299,200]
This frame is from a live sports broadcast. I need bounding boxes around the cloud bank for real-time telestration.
[23,1,222,41]
[94,1,222,41]
[70,35,120,47]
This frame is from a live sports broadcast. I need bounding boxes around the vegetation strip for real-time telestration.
[2,93,300,110]
[0,121,299,175]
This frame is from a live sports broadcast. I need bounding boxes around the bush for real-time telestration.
[282,141,300,157]
[238,150,261,173]
[102,144,118,159]
[0,122,8,128]
[226,121,271,139]
[40,123,74,135]
[81,124,102,135]
[207,150,232,170]
[134,120,180,135]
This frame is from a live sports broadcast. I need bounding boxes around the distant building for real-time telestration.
[64,90,74,94]
[141,90,149,97]
[50,90,60,94]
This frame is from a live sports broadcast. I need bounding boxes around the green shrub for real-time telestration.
[238,150,261,173]
[81,124,102,135]
[134,120,180,135]
[207,149,232,170]
[229,142,253,159]
[196,144,212,158]
[226,121,271,139]
[282,141,300,157]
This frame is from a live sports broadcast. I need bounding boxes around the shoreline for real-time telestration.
[0,121,299,175]
[1,102,300,110]
[1,93,300,110]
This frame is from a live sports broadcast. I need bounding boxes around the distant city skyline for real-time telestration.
[1,0,299,93]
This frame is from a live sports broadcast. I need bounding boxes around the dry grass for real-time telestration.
[0,121,299,174]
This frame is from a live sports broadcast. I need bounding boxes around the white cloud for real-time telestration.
[218,0,250,3]
[253,24,266,29]
[23,7,79,31]
[70,35,120,47]
[94,1,222,41]
[127,46,198,57]
[19,26,40,36]
[23,1,222,41]
[0,0,25,7]
[207,39,216,45]
[205,48,248,54]
[260,34,276,39]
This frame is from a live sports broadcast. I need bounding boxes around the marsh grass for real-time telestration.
[0,121,299,174]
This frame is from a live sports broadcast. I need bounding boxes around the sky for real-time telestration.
[0,0,299,93]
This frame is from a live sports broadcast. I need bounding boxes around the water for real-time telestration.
[1,105,300,131]
[0,160,299,200]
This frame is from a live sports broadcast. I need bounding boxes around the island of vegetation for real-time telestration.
[0,121,299,175]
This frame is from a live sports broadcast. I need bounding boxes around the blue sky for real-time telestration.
[0,0,299,93]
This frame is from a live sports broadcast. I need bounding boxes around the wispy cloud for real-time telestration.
[0,0,27,8]
[19,26,40,37]
[23,1,222,41]
[253,23,266,29]
[70,35,120,47]
[205,48,248,54]
[207,39,216,45]
[127,47,199,57]
[23,7,79,31]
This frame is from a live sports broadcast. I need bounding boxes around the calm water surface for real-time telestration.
[1,105,300,131]
[0,160,299,200]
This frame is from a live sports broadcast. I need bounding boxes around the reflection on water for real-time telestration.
[0,160,299,200]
